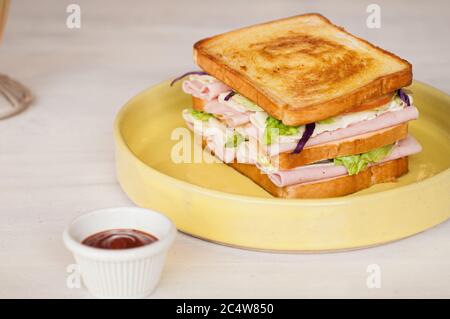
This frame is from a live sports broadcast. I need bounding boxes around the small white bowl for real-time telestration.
[63,207,176,299]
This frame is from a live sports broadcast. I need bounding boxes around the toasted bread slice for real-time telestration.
[194,13,412,126]
[191,97,408,168]
[192,96,208,111]
[274,123,408,169]
[229,157,408,199]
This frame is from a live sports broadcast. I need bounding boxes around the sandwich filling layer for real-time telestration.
[180,73,420,187]
[266,135,421,187]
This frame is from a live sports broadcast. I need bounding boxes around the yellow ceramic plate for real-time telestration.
[114,80,450,252]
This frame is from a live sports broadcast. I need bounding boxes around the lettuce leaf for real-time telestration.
[361,144,395,162]
[333,144,394,175]
[232,94,263,112]
[317,117,335,125]
[191,109,214,121]
[264,116,300,145]
[334,155,369,175]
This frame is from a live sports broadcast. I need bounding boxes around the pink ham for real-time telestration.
[267,135,422,187]
[244,125,258,139]
[236,141,258,164]
[184,117,237,163]
[205,134,235,163]
[223,114,250,127]
[267,163,347,187]
[266,106,419,156]
[204,99,250,127]
[204,100,242,117]
[182,79,231,101]
[383,134,422,159]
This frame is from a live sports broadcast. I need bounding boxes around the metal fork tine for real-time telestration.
[0,83,17,106]
[0,73,33,119]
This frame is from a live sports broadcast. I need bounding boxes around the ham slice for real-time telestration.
[223,114,250,127]
[182,79,230,101]
[266,106,419,156]
[244,125,258,140]
[204,99,250,127]
[267,135,422,187]
[205,133,235,163]
[236,141,258,164]
[204,100,241,117]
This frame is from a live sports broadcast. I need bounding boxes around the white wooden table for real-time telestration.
[0,0,449,298]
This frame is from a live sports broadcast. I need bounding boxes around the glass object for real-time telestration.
[0,0,32,119]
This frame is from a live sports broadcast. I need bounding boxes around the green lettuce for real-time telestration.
[232,94,263,112]
[225,133,245,148]
[191,109,214,121]
[264,116,300,145]
[317,117,335,125]
[333,144,394,175]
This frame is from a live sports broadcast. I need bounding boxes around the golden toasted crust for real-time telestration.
[192,96,206,110]
[194,13,412,125]
[229,157,409,198]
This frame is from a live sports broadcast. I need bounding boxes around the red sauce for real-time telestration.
[82,229,158,249]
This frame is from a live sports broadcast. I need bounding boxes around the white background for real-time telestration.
[0,0,449,298]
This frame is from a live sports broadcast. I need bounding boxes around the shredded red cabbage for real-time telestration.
[224,91,236,101]
[397,89,410,106]
[292,123,316,154]
[170,71,209,86]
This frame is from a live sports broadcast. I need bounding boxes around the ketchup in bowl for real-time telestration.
[82,229,158,249]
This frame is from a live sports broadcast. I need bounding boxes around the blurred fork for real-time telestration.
[0,73,32,119]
